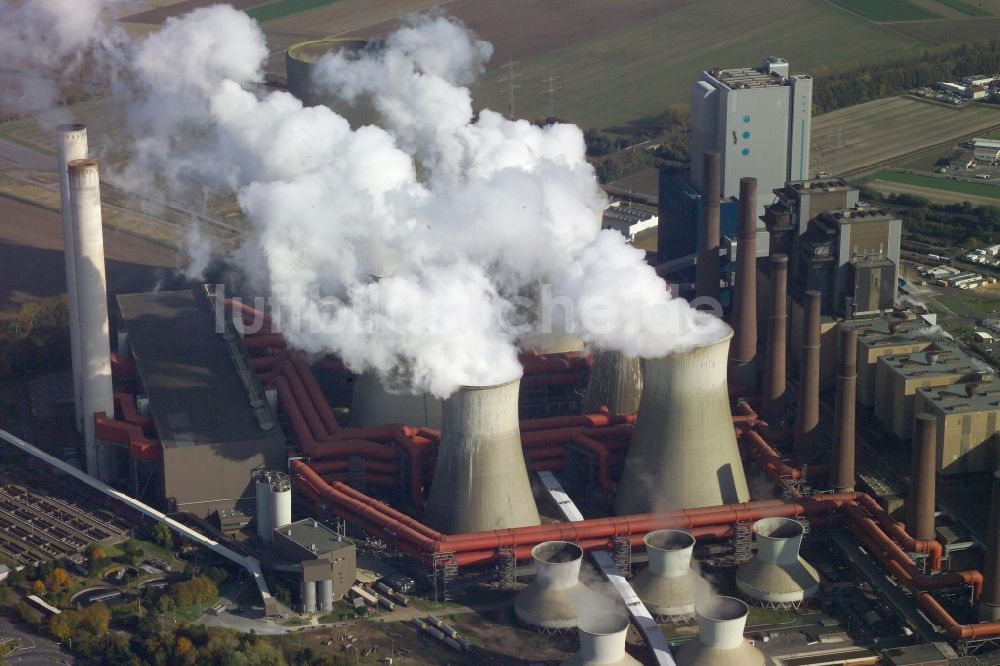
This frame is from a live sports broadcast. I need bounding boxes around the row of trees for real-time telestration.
[813,41,1000,113]
[861,187,1000,250]
[0,294,71,380]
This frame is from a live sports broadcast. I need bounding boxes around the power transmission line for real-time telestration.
[497,58,521,120]
[538,73,563,118]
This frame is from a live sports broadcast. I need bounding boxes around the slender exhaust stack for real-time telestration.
[793,290,821,459]
[696,151,721,303]
[515,541,589,630]
[736,518,819,608]
[615,324,749,514]
[980,471,1000,620]
[582,351,642,415]
[424,378,540,533]
[675,597,765,666]
[631,529,698,620]
[833,326,858,493]
[729,177,758,393]
[906,413,937,542]
[562,612,640,666]
[68,159,114,480]
[56,125,88,433]
[764,254,788,421]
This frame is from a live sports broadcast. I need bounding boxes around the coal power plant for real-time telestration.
[17,26,1000,663]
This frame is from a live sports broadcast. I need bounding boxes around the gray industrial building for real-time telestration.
[762,177,860,258]
[116,288,287,518]
[272,518,356,614]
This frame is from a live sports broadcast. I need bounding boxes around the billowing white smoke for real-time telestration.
[6,4,725,397]
[0,0,126,123]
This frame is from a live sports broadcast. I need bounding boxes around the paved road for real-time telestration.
[0,616,72,664]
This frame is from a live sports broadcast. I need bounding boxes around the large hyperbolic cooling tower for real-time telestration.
[423,378,540,533]
[675,597,765,666]
[582,351,642,415]
[615,325,749,514]
[562,612,640,665]
[736,518,819,608]
[515,541,590,630]
[349,373,442,428]
[631,530,698,620]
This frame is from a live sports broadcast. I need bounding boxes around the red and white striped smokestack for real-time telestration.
[56,125,88,434]
[68,159,114,481]
[729,177,757,393]
[833,326,857,493]
[793,290,821,460]
[696,151,721,303]
[764,254,788,420]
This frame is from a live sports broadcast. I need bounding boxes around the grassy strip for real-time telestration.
[246,0,339,23]
[873,170,1000,200]
[934,0,991,16]
[831,0,941,21]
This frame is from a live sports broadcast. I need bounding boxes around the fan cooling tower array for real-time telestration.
[675,597,765,666]
[615,323,749,514]
[736,517,819,608]
[423,378,540,533]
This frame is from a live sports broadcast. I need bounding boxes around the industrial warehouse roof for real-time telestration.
[879,344,976,383]
[917,378,1000,415]
[274,518,353,556]
[117,289,284,449]
[710,66,784,88]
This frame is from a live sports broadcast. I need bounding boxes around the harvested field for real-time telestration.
[888,16,1000,42]
[121,0,262,24]
[810,96,1000,176]
[831,0,941,21]
[874,170,1000,199]
[931,0,992,16]
[247,0,341,23]
[869,178,1000,207]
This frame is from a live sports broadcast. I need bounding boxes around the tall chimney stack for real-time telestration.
[906,413,937,542]
[832,326,858,493]
[764,254,788,421]
[729,177,758,393]
[696,151,721,303]
[980,471,1000,620]
[793,290,821,459]
[68,159,114,480]
[424,378,540,533]
[57,125,88,433]
[615,324,749,514]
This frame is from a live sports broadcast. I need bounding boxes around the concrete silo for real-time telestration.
[68,159,114,481]
[561,612,640,665]
[582,351,642,415]
[515,541,589,630]
[255,470,292,542]
[285,39,379,128]
[630,530,698,620]
[56,124,87,434]
[735,517,819,608]
[614,324,749,514]
[348,373,442,428]
[423,379,540,533]
[674,597,765,666]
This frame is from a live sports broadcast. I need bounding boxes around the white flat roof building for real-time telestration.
[973,138,1000,160]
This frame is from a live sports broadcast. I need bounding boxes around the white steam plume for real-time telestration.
[8,5,725,397]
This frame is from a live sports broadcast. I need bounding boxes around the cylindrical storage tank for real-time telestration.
[285,39,378,127]
[562,612,640,665]
[515,541,588,630]
[254,472,273,541]
[423,378,540,533]
[318,579,334,613]
[736,518,819,607]
[675,597,765,666]
[265,471,292,531]
[615,324,748,514]
[582,351,642,415]
[349,373,442,429]
[631,530,697,620]
[301,580,316,614]
[69,159,114,481]
[56,124,88,434]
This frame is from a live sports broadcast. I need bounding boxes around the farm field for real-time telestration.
[888,16,1000,42]
[831,0,941,21]
[246,0,340,23]
[873,169,1000,199]
[868,177,1000,207]
[810,97,1000,176]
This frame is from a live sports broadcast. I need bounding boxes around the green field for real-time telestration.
[935,0,993,16]
[247,0,340,23]
[874,170,1000,199]
[831,0,941,20]
[470,0,923,131]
